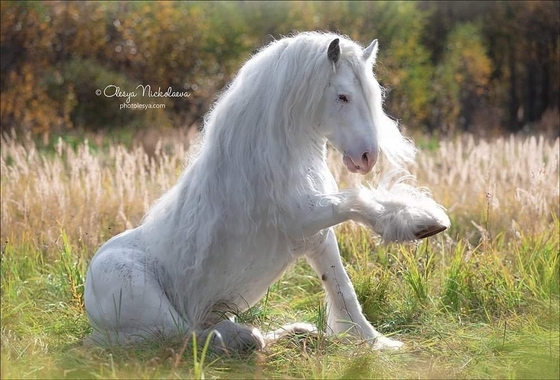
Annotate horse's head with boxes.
[320,38,382,175]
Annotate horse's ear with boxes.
[327,38,340,64]
[362,39,378,64]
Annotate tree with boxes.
[431,23,492,135]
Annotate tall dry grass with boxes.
[1,136,190,255]
[1,133,558,257]
[418,135,559,244]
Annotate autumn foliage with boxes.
[1,1,558,138]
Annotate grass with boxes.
[1,132,559,379]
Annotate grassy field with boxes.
[1,132,559,379]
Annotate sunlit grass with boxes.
[1,133,559,378]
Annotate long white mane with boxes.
[140,31,416,322]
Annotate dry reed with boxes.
[1,134,558,258]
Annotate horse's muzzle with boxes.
[343,150,378,175]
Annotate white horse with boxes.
[84,32,450,352]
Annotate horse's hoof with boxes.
[202,321,265,355]
[264,322,318,343]
[370,335,404,350]
[415,224,447,239]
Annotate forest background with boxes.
[1,1,559,144]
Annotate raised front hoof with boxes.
[370,335,404,351]
[364,183,451,242]
[414,223,448,239]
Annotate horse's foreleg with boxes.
[292,188,449,242]
[305,229,403,350]
[341,187,450,242]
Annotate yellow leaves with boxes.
[1,61,61,135]
[2,2,556,137]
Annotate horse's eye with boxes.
[338,94,349,103]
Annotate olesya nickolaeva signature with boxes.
[96,84,191,103]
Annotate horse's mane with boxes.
[139,31,416,321]
[202,31,415,169]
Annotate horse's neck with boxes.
[201,123,326,177]
[185,134,330,208]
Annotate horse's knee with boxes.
[200,320,265,354]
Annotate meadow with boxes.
[1,132,559,379]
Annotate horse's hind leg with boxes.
[198,320,266,354]
[263,322,318,342]
[197,320,318,354]
[84,246,187,346]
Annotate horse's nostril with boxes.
[362,152,370,165]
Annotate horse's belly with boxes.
[201,234,296,312]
